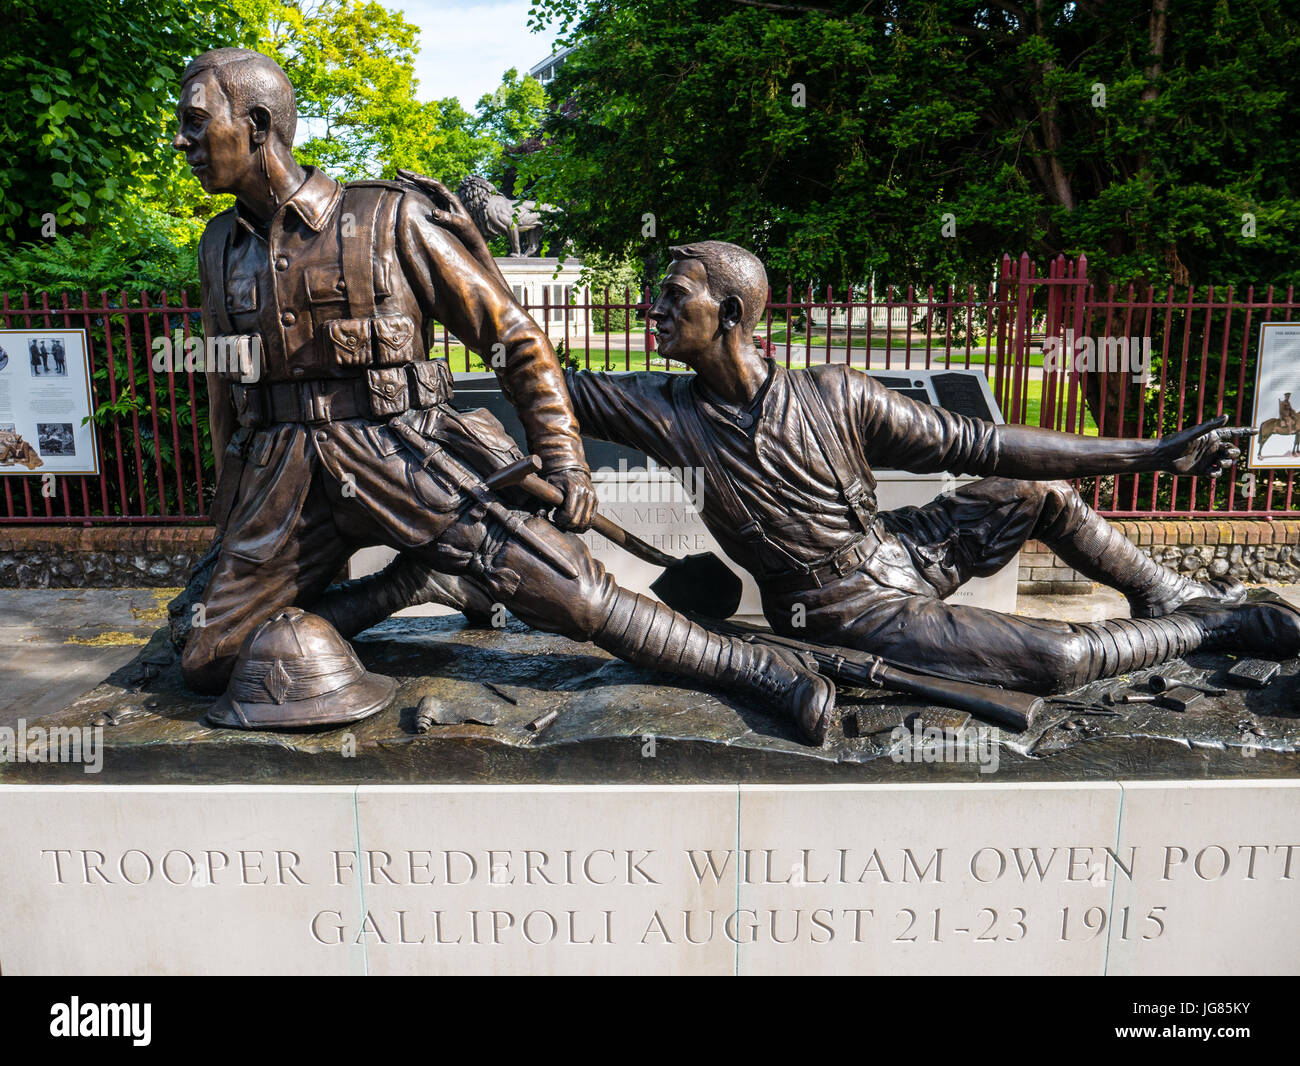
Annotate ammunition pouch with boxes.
[323,319,372,367]
[317,312,418,370]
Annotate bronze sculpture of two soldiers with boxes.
[175,48,1300,744]
[173,48,832,738]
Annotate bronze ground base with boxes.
[5,616,1299,784]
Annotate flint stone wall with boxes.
[0,527,215,589]
[1020,519,1300,594]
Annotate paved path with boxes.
[0,588,174,730]
[0,583,1296,729]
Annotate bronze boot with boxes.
[313,552,496,637]
[1038,487,1245,618]
[590,593,835,744]
[1065,594,1300,688]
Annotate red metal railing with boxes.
[2,260,1296,523]
[0,288,210,525]
[993,253,1298,517]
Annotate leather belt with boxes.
[231,363,452,428]
[761,525,884,594]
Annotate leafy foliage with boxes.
[0,198,205,295]
[0,0,548,294]
[524,0,1300,291]
[475,67,550,189]
[0,0,242,242]
[258,0,487,183]
[571,251,643,330]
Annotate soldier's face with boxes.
[649,260,723,367]
[173,72,250,195]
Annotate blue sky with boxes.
[397,0,563,109]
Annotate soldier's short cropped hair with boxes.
[668,241,767,338]
[181,48,297,147]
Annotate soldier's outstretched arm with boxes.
[562,368,686,470]
[395,192,597,530]
[990,417,1253,480]
[852,370,1249,481]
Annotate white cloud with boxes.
[397,0,562,108]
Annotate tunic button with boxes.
[336,280,347,294]
[275,257,289,271]
[315,431,328,443]
[281,311,296,327]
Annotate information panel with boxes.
[0,329,99,476]
[1248,322,1300,470]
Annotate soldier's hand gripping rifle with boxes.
[715,622,1044,732]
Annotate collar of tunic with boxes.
[231,166,343,244]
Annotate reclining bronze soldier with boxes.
[415,204,1300,711]
[172,49,834,738]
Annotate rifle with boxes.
[716,621,1044,732]
[387,419,580,579]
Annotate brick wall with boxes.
[1019,520,1300,595]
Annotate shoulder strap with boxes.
[340,185,383,319]
[787,368,876,533]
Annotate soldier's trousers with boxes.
[182,426,626,693]
[762,476,1219,693]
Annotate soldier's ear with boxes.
[249,104,272,146]
[719,295,744,332]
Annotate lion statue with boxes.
[455,175,550,257]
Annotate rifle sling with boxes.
[671,375,809,576]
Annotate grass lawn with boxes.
[1019,379,1100,435]
[762,325,1051,366]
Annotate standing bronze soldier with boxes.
[173,49,832,737]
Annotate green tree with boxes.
[0,0,242,242]
[474,68,549,187]
[524,0,1300,291]
[259,0,489,184]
